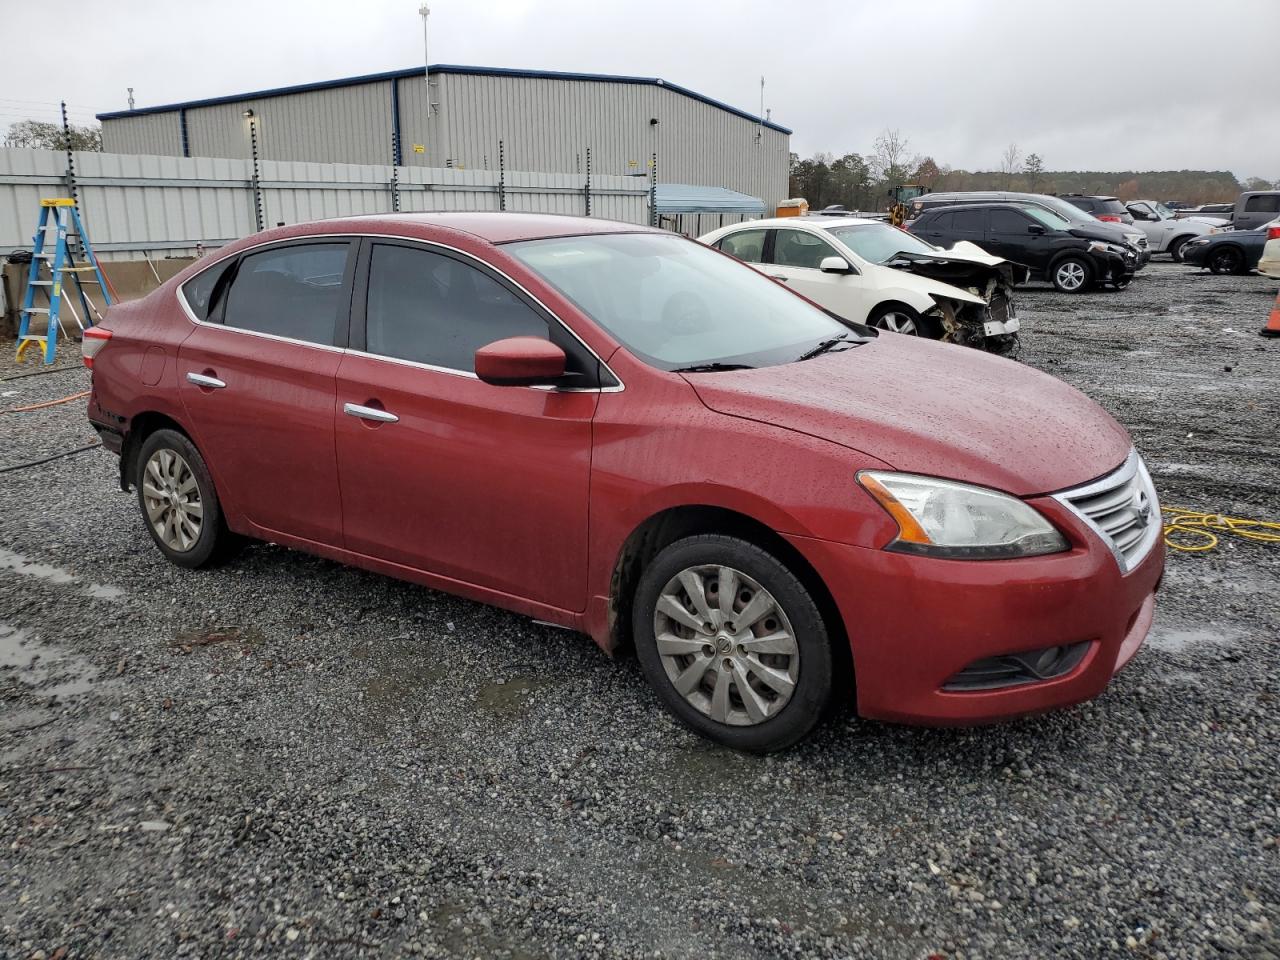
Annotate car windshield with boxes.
[506,233,862,371]
[1153,202,1175,220]
[1034,195,1093,223]
[1021,206,1073,230]
[826,223,938,263]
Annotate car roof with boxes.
[722,215,882,229]
[319,211,661,244]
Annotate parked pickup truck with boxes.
[1125,200,1223,261]
[1175,191,1280,231]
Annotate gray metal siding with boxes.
[100,73,789,212]
[183,83,395,165]
[100,113,183,157]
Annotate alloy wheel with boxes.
[142,448,203,552]
[873,311,919,335]
[1056,261,1086,291]
[652,564,799,726]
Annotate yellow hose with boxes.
[1162,507,1280,554]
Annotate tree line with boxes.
[789,131,1276,211]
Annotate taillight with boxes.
[1268,226,1280,241]
[1097,215,1122,222]
[82,327,112,368]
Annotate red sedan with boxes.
[84,213,1164,751]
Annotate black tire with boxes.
[1112,276,1132,290]
[866,303,941,339]
[1050,256,1093,294]
[1208,246,1245,275]
[135,428,240,569]
[632,534,834,753]
[1167,235,1191,262]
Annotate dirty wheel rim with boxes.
[1056,261,1086,290]
[142,448,203,552]
[653,564,799,727]
[874,311,918,335]
[1211,249,1239,273]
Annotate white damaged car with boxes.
[699,216,1028,355]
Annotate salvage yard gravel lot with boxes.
[2,261,1278,959]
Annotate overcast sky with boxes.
[4,0,1277,179]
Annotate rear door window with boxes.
[362,243,549,373]
[1244,194,1280,213]
[221,242,352,345]
[950,208,987,237]
[717,229,768,264]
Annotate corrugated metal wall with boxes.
[0,148,650,259]
[100,71,790,213]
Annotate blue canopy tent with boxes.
[652,184,766,237]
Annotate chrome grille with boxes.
[1053,449,1160,574]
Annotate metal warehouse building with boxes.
[97,64,791,217]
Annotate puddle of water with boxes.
[84,583,125,600]
[0,622,99,699]
[0,548,76,585]
[0,623,37,669]
[0,549,123,601]
[475,677,550,717]
[1147,624,1243,653]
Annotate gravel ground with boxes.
[1,261,1278,960]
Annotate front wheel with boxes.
[1208,246,1245,275]
[866,304,940,339]
[1167,236,1190,262]
[1051,257,1093,293]
[632,535,834,753]
[136,429,239,569]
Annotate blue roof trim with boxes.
[96,63,792,134]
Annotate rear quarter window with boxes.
[181,257,235,321]
[1245,194,1280,213]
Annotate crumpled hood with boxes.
[686,334,1131,497]
[885,240,1030,288]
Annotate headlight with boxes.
[858,472,1069,559]
[1087,240,1127,255]
[1186,237,1210,247]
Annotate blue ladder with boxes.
[15,199,113,365]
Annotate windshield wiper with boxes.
[794,333,853,362]
[671,362,756,373]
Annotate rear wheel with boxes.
[136,429,239,569]
[632,535,834,753]
[1051,257,1092,293]
[1208,246,1245,275]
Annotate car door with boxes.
[765,227,874,322]
[1126,203,1163,247]
[913,209,955,247]
[987,208,1048,271]
[333,239,598,612]
[947,207,988,251]
[177,239,354,546]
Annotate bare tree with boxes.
[3,119,102,151]
[1000,142,1021,188]
[870,129,919,186]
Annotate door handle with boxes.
[344,402,399,424]
[768,275,790,282]
[186,372,226,389]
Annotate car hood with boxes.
[882,240,1031,288]
[685,334,1132,497]
[1067,224,1129,245]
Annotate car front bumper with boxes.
[785,497,1164,725]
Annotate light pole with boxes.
[419,4,431,164]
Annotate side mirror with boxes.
[819,256,855,274]
[1027,224,1046,235]
[475,337,567,387]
